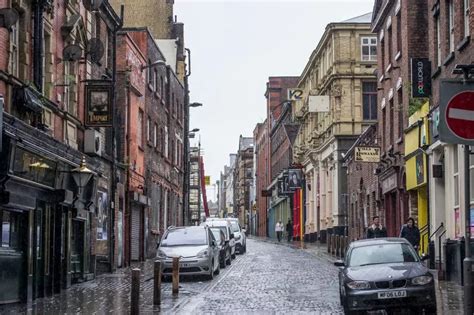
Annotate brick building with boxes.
[254,121,269,236]
[343,125,379,240]
[0,0,121,304]
[426,0,474,282]
[371,0,429,237]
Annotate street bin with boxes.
[445,239,463,285]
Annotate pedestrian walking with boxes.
[275,221,283,242]
[286,219,293,242]
[367,216,387,238]
[399,217,420,250]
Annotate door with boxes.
[71,220,84,282]
[117,211,123,267]
[33,204,44,299]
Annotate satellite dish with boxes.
[83,0,103,11]
[63,44,83,62]
[87,38,105,64]
[0,8,20,30]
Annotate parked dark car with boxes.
[210,227,231,268]
[335,238,436,314]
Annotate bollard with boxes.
[327,234,331,253]
[331,235,335,256]
[153,260,162,305]
[131,268,141,315]
[172,257,180,295]
[336,235,340,257]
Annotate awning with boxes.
[13,86,44,113]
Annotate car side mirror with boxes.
[334,260,345,267]
[420,253,430,261]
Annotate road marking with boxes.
[448,108,474,122]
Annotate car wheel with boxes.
[220,257,226,268]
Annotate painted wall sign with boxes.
[287,88,303,101]
[411,58,431,98]
[354,146,381,163]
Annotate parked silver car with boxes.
[202,220,236,258]
[156,226,220,280]
[206,217,246,254]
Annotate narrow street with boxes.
[0,238,342,314]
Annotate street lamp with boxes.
[141,59,166,71]
[189,102,203,108]
[190,128,200,133]
[71,156,94,196]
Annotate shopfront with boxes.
[0,113,97,304]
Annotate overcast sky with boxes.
[174,0,374,200]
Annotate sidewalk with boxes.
[252,236,465,314]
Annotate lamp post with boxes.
[141,59,166,71]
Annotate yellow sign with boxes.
[355,147,380,163]
[204,176,211,185]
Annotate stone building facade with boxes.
[294,13,377,242]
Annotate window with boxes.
[465,0,471,38]
[396,11,402,54]
[160,77,164,97]
[154,70,158,92]
[453,145,459,208]
[12,147,57,187]
[164,126,169,158]
[9,20,19,77]
[387,24,392,66]
[448,0,455,53]
[1,211,20,249]
[147,116,151,142]
[380,37,385,72]
[138,109,144,147]
[361,37,377,62]
[435,13,442,67]
[362,82,377,120]
[154,123,158,148]
[64,62,78,116]
[398,89,404,139]
[148,59,153,87]
[389,99,394,145]
[65,121,77,149]
[43,108,54,133]
[382,107,387,149]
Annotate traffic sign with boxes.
[439,80,474,145]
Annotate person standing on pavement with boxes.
[275,221,283,242]
[399,217,420,250]
[286,219,293,242]
[367,216,387,238]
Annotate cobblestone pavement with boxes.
[0,237,465,314]
[0,238,343,314]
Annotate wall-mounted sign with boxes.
[85,82,113,127]
[411,58,431,98]
[287,88,303,101]
[308,95,330,112]
[354,146,380,163]
[288,168,302,190]
[204,176,211,186]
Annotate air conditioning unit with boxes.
[84,129,102,156]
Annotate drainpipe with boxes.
[33,0,44,91]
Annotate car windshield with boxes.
[210,228,222,242]
[230,222,240,232]
[348,243,419,267]
[161,228,207,247]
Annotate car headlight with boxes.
[412,275,433,285]
[235,234,241,240]
[196,249,209,258]
[346,281,371,290]
[157,249,168,258]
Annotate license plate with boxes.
[179,263,190,268]
[377,290,407,299]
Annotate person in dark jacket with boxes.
[286,219,293,242]
[367,216,387,238]
[399,217,420,250]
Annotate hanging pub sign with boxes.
[355,146,381,163]
[288,168,303,191]
[85,82,113,127]
[410,58,431,98]
[277,172,291,197]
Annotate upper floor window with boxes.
[164,127,169,158]
[9,20,19,77]
[154,70,158,93]
[448,0,455,53]
[64,62,78,117]
[154,123,158,148]
[361,37,377,62]
[138,109,144,148]
[362,82,377,120]
[435,12,442,67]
[148,60,153,87]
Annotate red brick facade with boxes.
[254,121,269,236]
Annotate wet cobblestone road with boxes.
[0,237,464,314]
